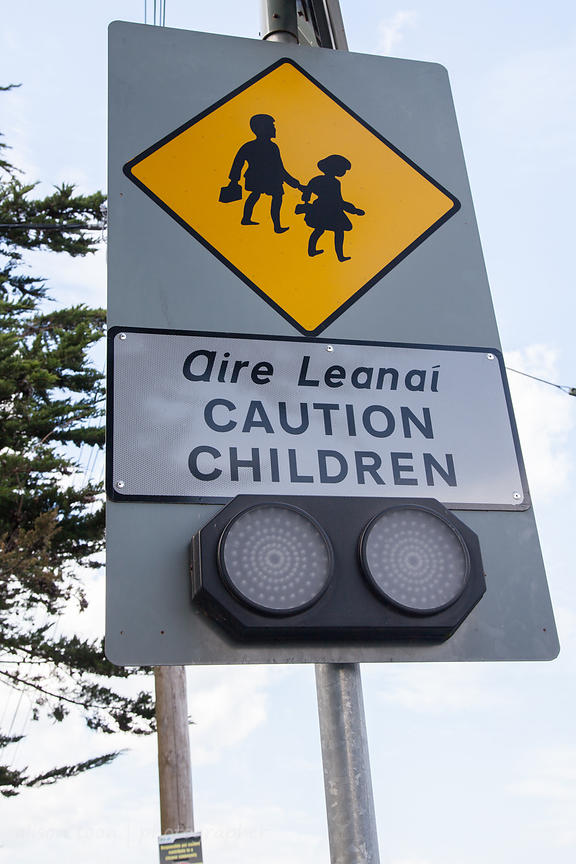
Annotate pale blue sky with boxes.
[1,3,576,863]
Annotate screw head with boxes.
[119,332,127,341]
[326,345,334,352]
[513,492,522,501]
[486,353,495,360]
[115,480,125,489]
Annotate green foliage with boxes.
[0,739,122,797]
[0,97,155,798]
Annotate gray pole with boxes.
[257,3,381,861]
[260,0,298,43]
[154,666,195,834]
[321,0,348,49]
[315,664,380,864]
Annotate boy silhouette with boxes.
[225,114,301,233]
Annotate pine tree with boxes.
[0,87,155,796]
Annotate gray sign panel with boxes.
[108,329,527,509]
[106,22,558,664]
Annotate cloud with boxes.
[505,345,574,502]
[368,663,512,713]
[508,748,576,798]
[3,661,274,779]
[200,802,326,864]
[506,748,576,847]
[1,731,159,864]
[555,603,576,647]
[391,860,434,864]
[27,244,107,311]
[1,666,322,864]
[378,10,418,55]
[477,39,576,162]
[186,666,276,763]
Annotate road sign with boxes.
[106,22,558,665]
[123,59,459,335]
[107,328,527,509]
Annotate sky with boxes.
[1,1,576,863]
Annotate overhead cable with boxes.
[506,366,576,396]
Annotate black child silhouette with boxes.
[224,114,301,233]
[297,155,365,261]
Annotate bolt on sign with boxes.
[106,23,558,665]
[124,58,459,335]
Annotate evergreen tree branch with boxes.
[1,98,156,795]
[1,752,124,798]
[0,669,115,711]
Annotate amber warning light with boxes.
[190,495,486,642]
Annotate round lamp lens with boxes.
[219,504,332,614]
[361,506,469,613]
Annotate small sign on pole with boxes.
[158,832,203,864]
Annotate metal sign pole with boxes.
[307,3,382,858]
[315,664,380,864]
[258,3,381,861]
[260,0,298,42]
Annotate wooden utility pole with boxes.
[154,666,194,834]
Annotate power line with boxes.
[145,0,167,26]
[0,222,103,231]
[506,366,576,396]
[4,228,575,397]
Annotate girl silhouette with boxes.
[297,155,364,261]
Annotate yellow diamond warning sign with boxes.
[124,59,459,335]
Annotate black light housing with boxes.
[190,495,485,642]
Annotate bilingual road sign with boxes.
[106,22,558,665]
[123,59,459,335]
[107,329,527,509]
